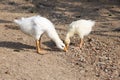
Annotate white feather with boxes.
[65,19,95,44]
[14,15,65,50]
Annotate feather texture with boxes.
[65,19,95,48]
[14,15,66,51]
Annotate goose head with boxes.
[56,41,67,52]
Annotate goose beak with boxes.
[64,46,68,52]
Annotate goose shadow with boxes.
[42,40,63,51]
[4,24,19,30]
[0,19,12,23]
[0,41,35,51]
[91,29,120,38]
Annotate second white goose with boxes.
[65,19,95,50]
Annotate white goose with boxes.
[14,15,67,54]
[65,19,95,50]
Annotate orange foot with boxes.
[37,49,47,55]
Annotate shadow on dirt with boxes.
[2,0,119,24]
[0,19,12,23]
[42,40,62,51]
[31,0,120,24]
[112,28,120,32]
[4,24,19,30]
[92,31,120,38]
[91,29,120,38]
[0,0,34,13]
[0,41,35,51]
[0,41,62,52]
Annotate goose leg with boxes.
[36,34,46,54]
[66,43,69,50]
[39,36,42,49]
[79,38,83,48]
[36,40,41,54]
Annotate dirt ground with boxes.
[0,0,120,80]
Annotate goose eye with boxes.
[62,45,64,48]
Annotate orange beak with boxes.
[64,46,68,52]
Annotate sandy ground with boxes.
[0,0,120,80]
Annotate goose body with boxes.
[14,15,67,54]
[65,19,95,49]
